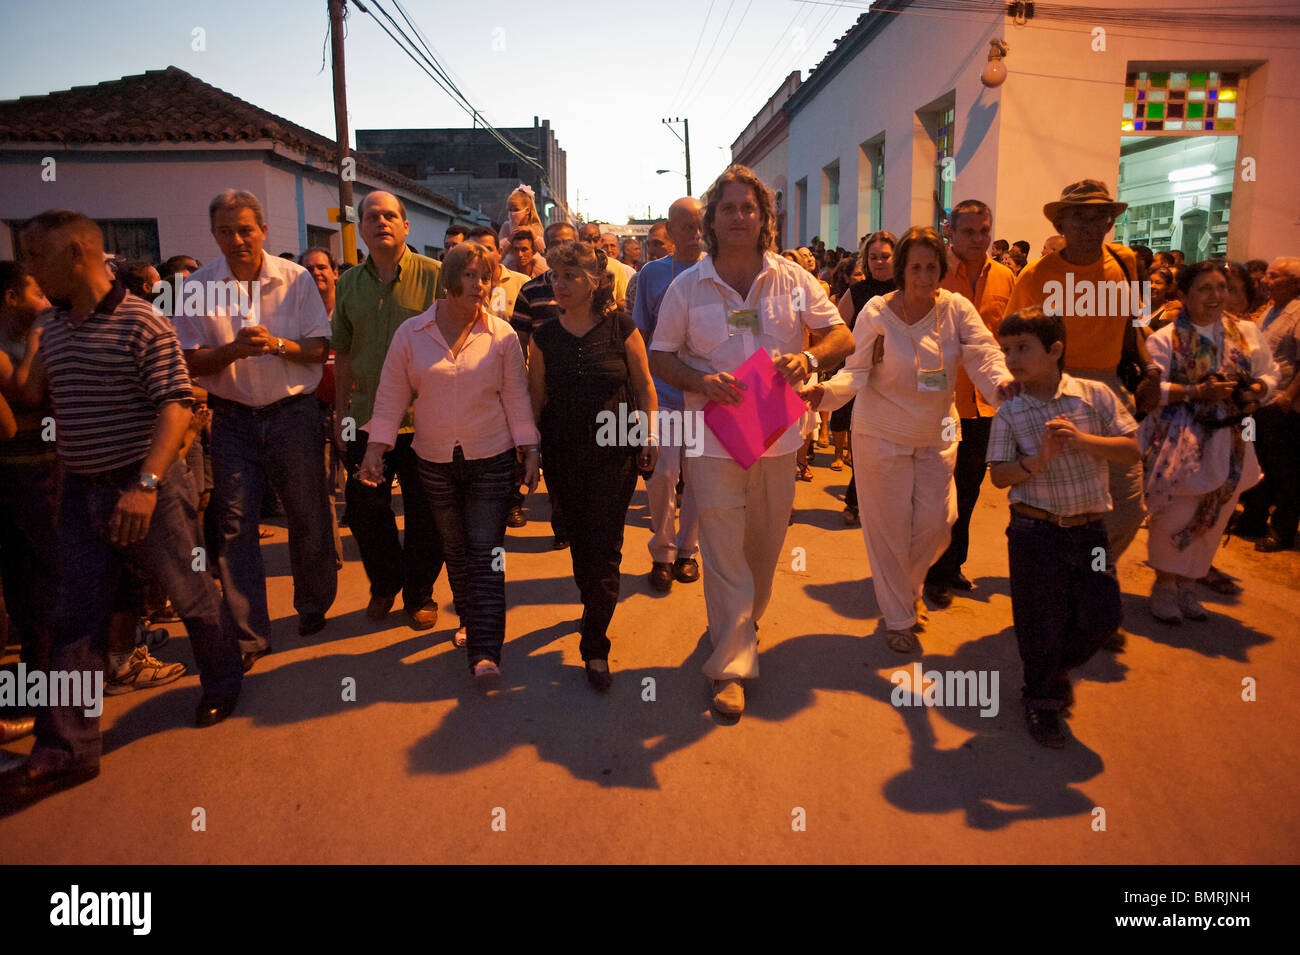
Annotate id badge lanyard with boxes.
[911,313,949,392]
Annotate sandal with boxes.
[797,464,813,481]
[886,628,919,653]
[1200,565,1242,595]
[830,458,844,471]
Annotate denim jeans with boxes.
[417,447,515,667]
[31,459,242,770]
[1006,513,1121,709]
[0,461,59,673]
[344,430,444,611]
[210,394,337,650]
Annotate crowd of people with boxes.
[0,163,1297,816]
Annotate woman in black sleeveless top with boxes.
[528,242,658,690]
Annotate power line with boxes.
[681,0,757,112]
[667,0,718,115]
[670,0,737,115]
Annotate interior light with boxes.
[1168,164,1216,183]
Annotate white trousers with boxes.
[646,441,700,563]
[853,434,959,631]
[687,452,796,681]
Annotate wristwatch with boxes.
[803,350,820,372]
[275,337,287,356]
[136,472,161,493]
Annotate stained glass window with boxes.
[1123,69,1241,133]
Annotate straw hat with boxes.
[1043,179,1127,223]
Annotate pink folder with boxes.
[703,348,808,469]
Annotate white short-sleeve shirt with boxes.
[650,251,844,458]
[174,253,331,407]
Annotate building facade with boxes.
[356,119,568,227]
[754,0,1298,260]
[0,67,480,264]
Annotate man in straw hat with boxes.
[1005,180,1154,647]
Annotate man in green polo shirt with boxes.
[332,191,445,629]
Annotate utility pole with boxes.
[661,117,693,196]
[329,0,358,264]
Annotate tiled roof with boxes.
[0,65,458,211]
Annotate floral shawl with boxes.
[1140,313,1253,549]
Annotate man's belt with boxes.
[208,392,313,417]
[1011,502,1107,527]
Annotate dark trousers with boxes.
[547,450,638,661]
[927,416,992,584]
[344,430,444,610]
[32,460,242,770]
[1007,513,1121,709]
[418,447,515,667]
[210,394,337,650]
[1238,403,1300,545]
[0,462,59,674]
[508,456,568,539]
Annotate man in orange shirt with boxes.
[924,199,1016,608]
[1005,180,1147,579]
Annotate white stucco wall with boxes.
[0,146,452,263]
[784,1,1300,260]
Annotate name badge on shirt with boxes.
[727,308,759,333]
[917,367,949,392]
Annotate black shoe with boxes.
[1101,628,1128,652]
[0,710,36,744]
[506,506,527,528]
[948,572,974,592]
[1256,533,1291,553]
[923,582,953,609]
[298,612,327,636]
[552,536,570,550]
[0,760,100,817]
[195,692,239,728]
[242,646,271,673]
[649,561,674,593]
[672,557,700,583]
[1024,704,1070,748]
[585,659,612,691]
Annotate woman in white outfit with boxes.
[804,227,1014,652]
[1141,260,1277,623]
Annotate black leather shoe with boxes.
[552,536,569,550]
[672,557,701,583]
[649,561,674,593]
[923,582,953,609]
[1256,533,1291,553]
[242,646,271,673]
[0,709,36,744]
[948,572,974,592]
[1024,704,1070,748]
[195,692,239,728]
[506,506,527,528]
[585,659,612,691]
[0,760,99,817]
[298,612,327,636]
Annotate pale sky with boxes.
[0,0,865,223]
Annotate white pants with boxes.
[854,434,959,631]
[646,441,700,563]
[687,452,796,681]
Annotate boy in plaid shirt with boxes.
[986,308,1140,747]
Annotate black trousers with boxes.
[344,431,444,610]
[1007,513,1121,708]
[927,416,992,584]
[1238,403,1300,545]
[546,449,638,661]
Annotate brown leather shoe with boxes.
[366,593,397,621]
[407,600,439,630]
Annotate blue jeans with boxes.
[1006,513,1121,709]
[417,447,515,667]
[32,460,242,770]
[0,461,59,673]
[210,394,337,650]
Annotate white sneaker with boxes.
[1150,581,1182,624]
[106,645,187,695]
[1177,579,1208,621]
[712,679,744,716]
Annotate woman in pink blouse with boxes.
[359,242,539,684]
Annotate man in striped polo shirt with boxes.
[0,211,243,816]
